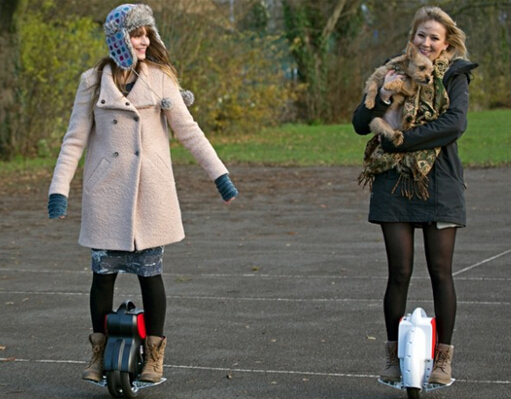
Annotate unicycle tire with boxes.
[407,387,421,399]
[106,371,124,398]
[120,372,139,399]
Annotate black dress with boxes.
[352,59,478,226]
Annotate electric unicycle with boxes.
[379,308,454,398]
[87,300,166,398]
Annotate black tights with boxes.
[381,222,457,344]
[90,273,167,337]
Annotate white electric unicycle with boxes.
[379,307,454,398]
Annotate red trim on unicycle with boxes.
[430,318,437,358]
[137,314,147,339]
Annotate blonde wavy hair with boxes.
[409,6,468,61]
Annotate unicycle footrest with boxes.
[132,378,167,389]
[424,379,455,391]
[85,376,167,390]
[85,377,108,388]
[378,378,455,392]
[378,378,405,390]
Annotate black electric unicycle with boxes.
[87,300,166,398]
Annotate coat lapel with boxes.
[127,63,158,108]
[96,63,158,111]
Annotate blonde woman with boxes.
[48,4,237,383]
[353,6,478,384]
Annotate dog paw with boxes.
[393,131,404,146]
[364,98,375,109]
[383,80,402,92]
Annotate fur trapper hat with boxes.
[104,4,165,70]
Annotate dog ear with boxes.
[406,41,417,58]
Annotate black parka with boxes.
[352,59,478,226]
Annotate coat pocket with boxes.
[84,158,111,194]
[146,154,172,180]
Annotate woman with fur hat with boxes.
[48,3,238,383]
[352,6,478,385]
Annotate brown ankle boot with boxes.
[380,341,401,382]
[140,336,167,382]
[429,343,454,384]
[82,333,106,382]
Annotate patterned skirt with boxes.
[91,246,164,277]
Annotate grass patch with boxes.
[459,109,511,166]
[1,109,509,185]
[170,123,367,166]
[170,109,511,167]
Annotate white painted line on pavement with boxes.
[0,290,509,305]
[453,249,511,276]
[1,268,511,281]
[170,364,511,385]
[1,357,510,385]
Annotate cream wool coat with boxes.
[49,63,228,251]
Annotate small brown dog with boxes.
[363,42,434,145]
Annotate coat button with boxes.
[101,99,105,104]
[125,102,130,106]
[135,151,140,156]
[113,152,119,157]
[134,116,139,122]
[113,119,118,124]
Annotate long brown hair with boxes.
[409,6,468,61]
[92,26,179,106]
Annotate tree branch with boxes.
[322,0,348,42]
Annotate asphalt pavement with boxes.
[1,166,510,399]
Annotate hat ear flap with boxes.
[122,30,136,69]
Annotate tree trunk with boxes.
[0,0,20,159]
